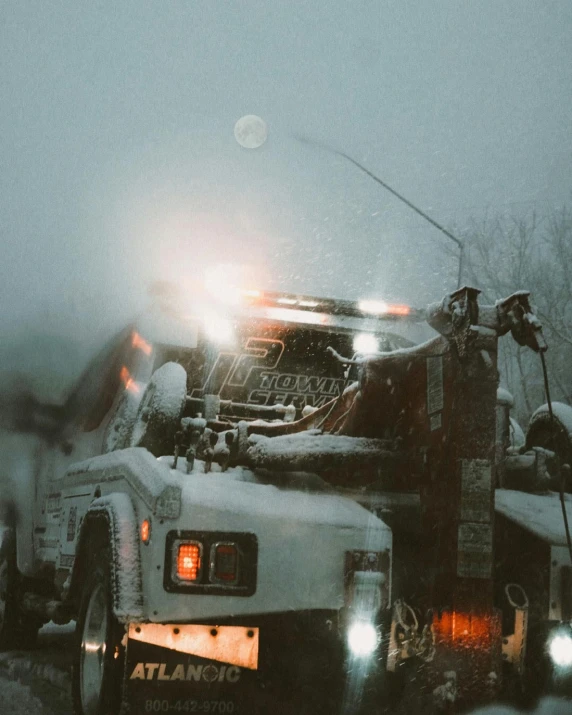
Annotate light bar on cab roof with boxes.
[359,300,411,317]
[240,290,420,321]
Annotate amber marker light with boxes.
[176,543,202,582]
[242,289,262,299]
[387,304,411,316]
[140,519,151,544]
[119,366,140,394]
[131,331,153,356]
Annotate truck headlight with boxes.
[548,630,572,668]
[347,620,379,657]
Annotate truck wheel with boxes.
[526,402,572,471]
[130,361,187,456]
[72,543,124,715]
[0,533,40,650]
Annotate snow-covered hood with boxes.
[178,469,386,531]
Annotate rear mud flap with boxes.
[125,637,257,714]
[123,622,348,715]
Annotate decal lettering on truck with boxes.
[248,371,345,409]
[190,338,285,398]
[129,663,241,683]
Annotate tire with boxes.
[0,532,41,650]
[526,402,572,470]
[130,362,187,456]
[72,539,125,715]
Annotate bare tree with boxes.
[459,205,572,424]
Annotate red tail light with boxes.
[211,543,239,584]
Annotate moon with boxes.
[234,115,268,149]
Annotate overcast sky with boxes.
[1,1,571,369]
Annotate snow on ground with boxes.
[0,673,45,714]
[472,697,572,714]
[0,621,73,714]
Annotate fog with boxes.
[1,1,571,399]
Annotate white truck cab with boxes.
[0,288,423,715]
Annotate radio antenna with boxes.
[294,134,464,287]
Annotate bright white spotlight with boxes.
[353,333,379,354]
[347,621,378,657]
[548,633,572,668]
[204,265,243,305]
[202,315,235,345]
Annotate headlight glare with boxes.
[347,620,379,657]
[548,632,572,668]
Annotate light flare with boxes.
[120,366,140,394]
[131,331,153,356]
[549,633,572,668]
[347,621,379,657]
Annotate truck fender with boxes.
[70,492,144,622]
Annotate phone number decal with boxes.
[145,700,235,713]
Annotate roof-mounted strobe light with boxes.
[359,300,411,317]
[203,264,265,307]
[202,315,236,346]
[359,300,389,315]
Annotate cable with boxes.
[540,350,572,565]
[293,134,465,287]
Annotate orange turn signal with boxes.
[140,519,151,544]
[177,543,202,582]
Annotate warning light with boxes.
[358,300,411,317]
[359,300,389,314]
[176,543,202,582]
[211,543,239,584]
[242,289,262,299]
[119,366,140,394]
[132,331,153,356]
[140,519,151,544]
[387,304,411,316]
[202,315,236,345]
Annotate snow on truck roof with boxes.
[495,489,572,547]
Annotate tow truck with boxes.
[0,283,428,715]
[1,280,571,714]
